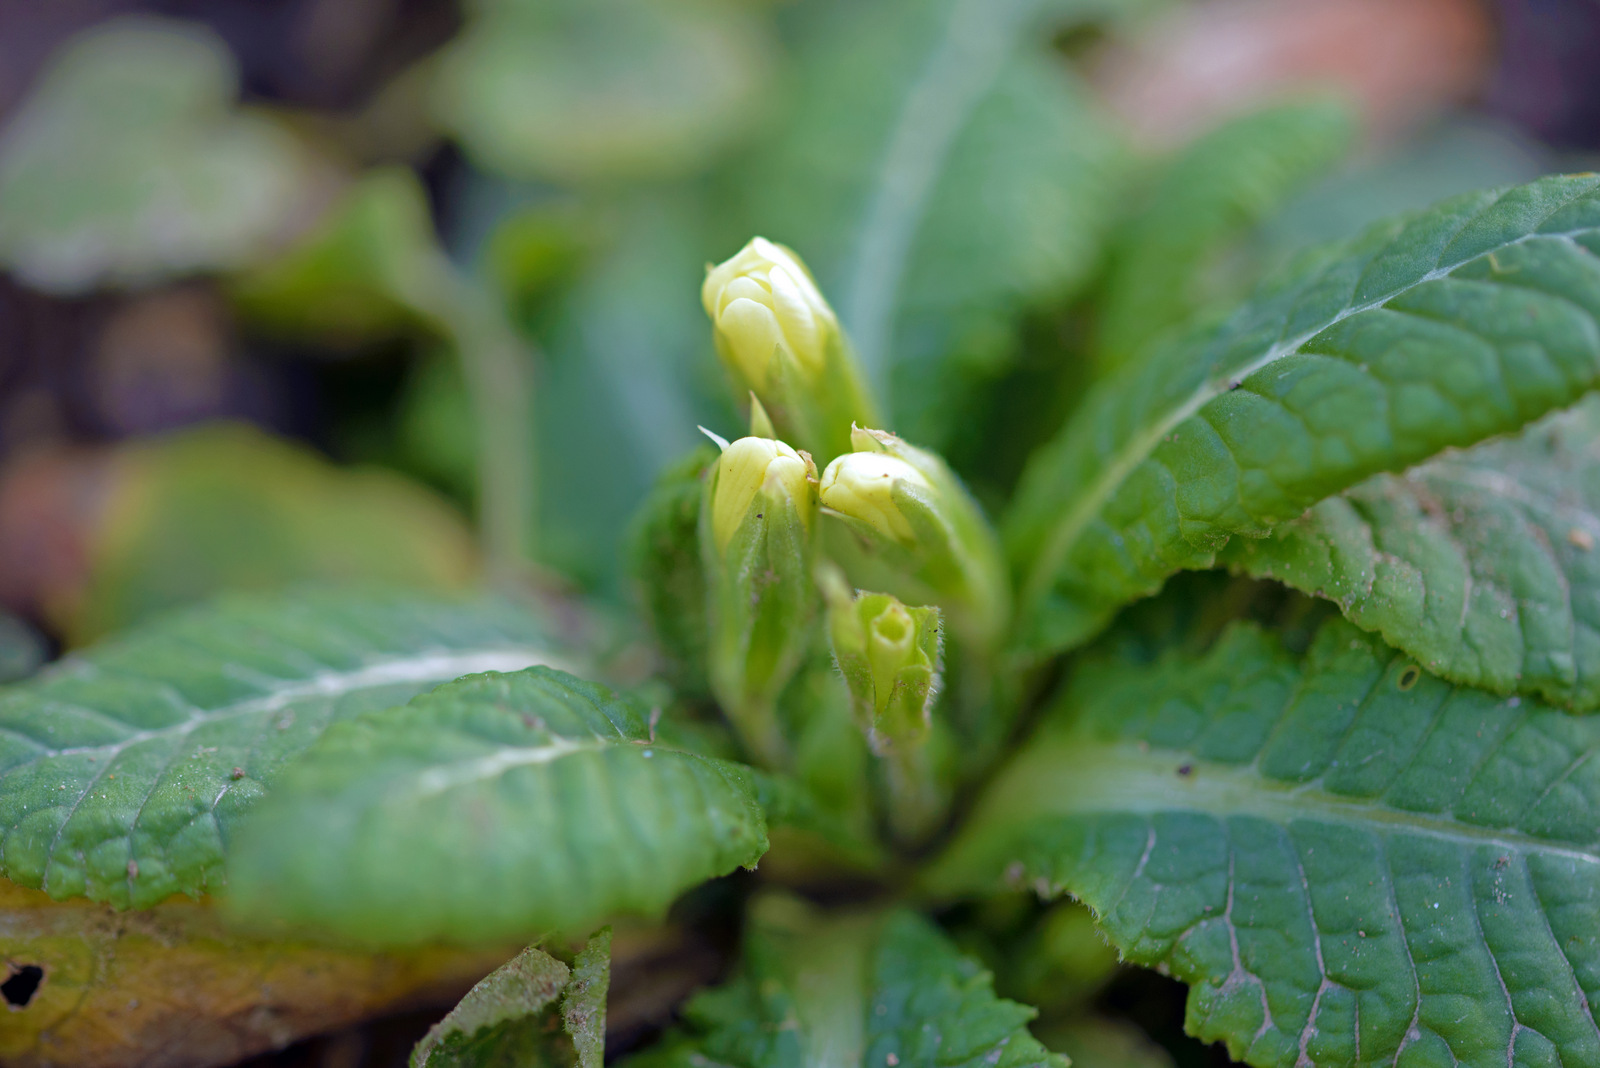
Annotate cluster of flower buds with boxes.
[692,238,1007,840]
[700,420,819,765]
[702,238,877,462]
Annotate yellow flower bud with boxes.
[710,436,814,554]
[702,237,836,390]
[865,599,917,718]
[818,452,929,543]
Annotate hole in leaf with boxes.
[3,965,44,1009]
[1397,665,1422,691]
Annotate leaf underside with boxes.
[1008,174,1600,657]
[631,894,1063,1068]
[225,667,769,946]
[1223,393,1600,713]
[934,618,1600,1068]
[0,590,560,908]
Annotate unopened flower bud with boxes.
[818,426,1009,651]
[701,431,819,766]
[702,238,878,462]
[818,452,930,544]
[824,579,942,753]
[710,436,813,554]
[703,237,834,390]
[820,566,949,843]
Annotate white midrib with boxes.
[1017,225,1599,621]
[840,0,1030,396]
[410,736,606,799]
[995,738,1600,867]
[46,647,563,760]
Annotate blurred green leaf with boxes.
[1035,1016,1174,1068]
[0,613,46,684]
[0,16,319,295]
[731,0,1136,449]
[234,167,536,576]
[70,423,480,643]
[529,190,733,589]
[230,167,440,346]
[1001,901,1121,1015]
[226,667,769,945]
[1093,98,1356,372]
[431,0,774,183]
[0,589,562,909]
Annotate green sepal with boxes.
[745,330,881,466]
[701,453,819,766]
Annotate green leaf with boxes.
[732,0,1131,447]
[932,617,1600,1068]
[411,929,609,1068]
[630,894,1063,1068]
[1222,393,1600,713]
[66,422,483,644]
[430,0,773,183]
[1094,99,1356,371]
[230,167,441,347]
[0,590,561,909]
[1009,174,1600,656]
[1034,1016,1173,1068]
[531,189,730,590]
[627,446,716,697]
[0,16,317,295]
[412,944,573,1068]
[225,668,769,945]
[0,613,46,684]
[562,927,612,1068]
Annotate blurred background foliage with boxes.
[0,0,1593,1058]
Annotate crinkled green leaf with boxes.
[225,668,769,946]
[732,0,1132,448]
[1094,99,1356,371]
[0,16,316,295]
[630,894,1062,1068]
[430,0,772,183]
[1222,393,1600,713]
[411,929,609,1068]
[933,617,1600,1068]
[0,590,561,909]
[1009,174,1600,656]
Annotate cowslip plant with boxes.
[3,174,1600,1068]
